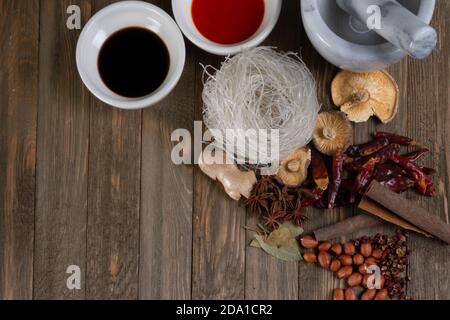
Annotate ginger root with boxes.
[198,149,257,201]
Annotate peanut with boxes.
[360,241,373,257]
[332,288,345,300]
[300,235,318,249]
[336,266,353,279]
[359,264,368,275]
[347,273,363,287]
[303,252,317,263]
[363,274,385,289]
[374,288,389,300]
[318,241,332,251]
[344,288,357,300]
[365,257,378,267]
[362,274,371,288]
[343,242,356,256]
[353,253,364,266]
[361,289,377,300]
[379,275,385,289]
[372,248,384,259]
[331,243,343,256]
[318,251,331,269]
[330,259,341,272]
[339,255,353,266]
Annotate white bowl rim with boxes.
[172,0,282,56]
[76,1,186,110]
[301,0,436,65]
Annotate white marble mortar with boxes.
[301,0,436,71]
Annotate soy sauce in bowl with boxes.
[98,27,170,98]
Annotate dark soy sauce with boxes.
[98,27,170,98]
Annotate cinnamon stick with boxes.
[359,196,432,238]
[313,214,383,242]
[361,181,450,244]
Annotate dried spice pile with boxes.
[300,230,410,300]
[246,131,436,229]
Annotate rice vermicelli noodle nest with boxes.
[202,47,320,165]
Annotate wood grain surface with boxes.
[0,0,449,300]
[0,0,39,300]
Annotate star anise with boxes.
[246,175,311,229]
[284,198,307,226]
[246,192,271,216]
[263,205,285,230]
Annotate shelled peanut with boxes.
[300,236,388,300]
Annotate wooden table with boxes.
[1,0,449,300]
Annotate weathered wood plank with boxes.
[296,0,343,299]
[192,49,246,299]
[245,0,301,300]
[0,0,39,300]
[139,0,194,300]
[402,0,450,299]
[34,0,91,299]
[85,0,141,299]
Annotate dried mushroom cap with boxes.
[331,70,399,123]
[313,112,352,156]
[198,149,257,201]
[277,147,311,186]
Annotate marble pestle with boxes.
[336,0,437,59]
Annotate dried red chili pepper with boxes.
[300,187,324,207]
[402,149,429,162]
[354,157,379,193]
[421,167,436,175]
[374,131,428,150]
[346,137,390,158]
[328,150,345,208]
[311,149,329,190]
[340,179,354,192]
[372,162,407,181]
[389,155,436,197]
[374,143,401,162]
[379,175,415,193]
[345,143,400,172]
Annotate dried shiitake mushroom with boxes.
[331,70,399,123]
[313,112,352,156]
[277,147,311,186]
[198,149,257,201]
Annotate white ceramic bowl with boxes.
[76,1,185,109]
[301,0,435,71]
[172,0,282,56]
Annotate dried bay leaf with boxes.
[253,234,301,262]
[249,239,261,248]
[280,221,303,238]
[250,222,303,262]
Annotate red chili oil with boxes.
[191,0,265,45]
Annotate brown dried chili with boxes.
[379,175,415,193]
[328,150,345,208]
[346,137,389,158]
[311,149,329,190]
[389,155,436,197]
[421,167,436,175]
[374,131,428,150]
[346,143,401,172]
[372,162,407,181]
[300,187,324,207]
[353,157,379,195]
[402,149,429,162]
